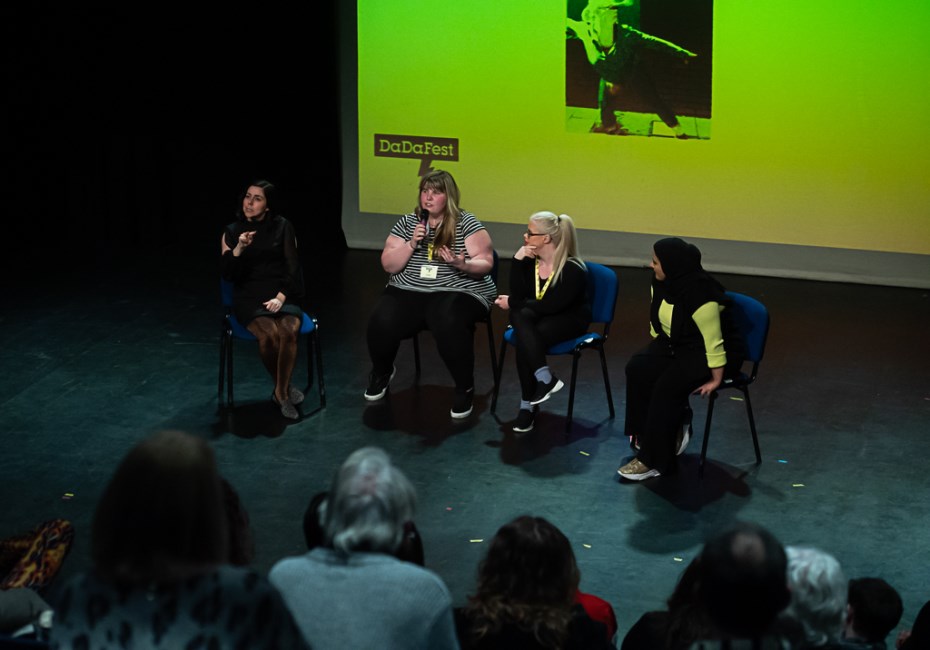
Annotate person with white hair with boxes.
[780,545,849,648]
[269,446,459,650]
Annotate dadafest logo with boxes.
[374,134,459,175]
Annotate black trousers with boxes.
[509,307,589,402]
[625,339,742,473]
[367,286,488,390]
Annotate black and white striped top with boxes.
[387,210,497,310]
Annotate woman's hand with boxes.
[409,221,427,249]
[437,245,468,270]
[263,297,284,313]
[495,295,510,310]
[514,244,537,261]
[692,367,724,397]
[237,230,257,249]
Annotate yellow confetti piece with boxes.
[673,557,683,562]
[469,539,484,543]
[792,483,805,488]
[579,451,590,456]
[729,396,744,401]
[582,544,592,549]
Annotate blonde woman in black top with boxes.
[495,212,591,433]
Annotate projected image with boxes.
[566,0,713,139]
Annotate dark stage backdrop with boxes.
[6,6,346,287]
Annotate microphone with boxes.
[415,208,429,249]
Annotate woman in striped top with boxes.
[364,170,497,419]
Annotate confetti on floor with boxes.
[469,539,483,543]
[792,483,805,488]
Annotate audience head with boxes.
[696,521,790,639]
[783,545,848,647]
[474,515,580,607]
[324,446,417,555]
[463,516,580,647]
[91,430,228,585]
[220,475,255,566]
[844,577,903,643]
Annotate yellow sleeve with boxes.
[693,302,727,367]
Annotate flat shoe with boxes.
[288,385,305,405]
[272,393,299,420]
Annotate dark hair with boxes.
[463,516,580,649]
[91,430,228,585]
[235,179,278,220]
[303,490,330,550]
[847,577,903,642]
[697,521,790,638]
[664,557,718,647]
[221,476,255,566]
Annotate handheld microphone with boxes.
[415,208,429,249]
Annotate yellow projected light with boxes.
[357,0,930,254]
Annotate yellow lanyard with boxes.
[535,258,552,300]
[427,243,434,261]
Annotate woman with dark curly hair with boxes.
[455,515,615,649]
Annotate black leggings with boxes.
[367,286,488,390]
[625,339,742,473]
[509,307,589,402]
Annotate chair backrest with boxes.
[491,249,499,284]
[585,262,619,326]
[726,291,770,364]
[220,278,234,308]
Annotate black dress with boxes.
[221,215,304,325]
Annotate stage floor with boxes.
[2,247,928,640]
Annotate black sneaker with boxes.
[364,366,396,401]
[529,377,564,405]
[512,409,535,433]
[450,387,474,419]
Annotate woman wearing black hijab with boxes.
[618,237,744,481]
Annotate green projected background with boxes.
[357,0,930,255]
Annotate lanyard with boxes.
[535,258,552,300]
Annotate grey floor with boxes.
[2,248,928,642]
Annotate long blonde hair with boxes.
[530,211,584,284]
[418,170,462,251]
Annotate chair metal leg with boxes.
[699,391,718,478]
[490,336,509,414]
[218,331,228,405]
[565,353,581,433]
[598,346,615,418]
[743,387,761,464]
[313,329,326,408]
[485,318,497,393]
[226,336,235,406]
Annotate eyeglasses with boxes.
[524,230,546,238]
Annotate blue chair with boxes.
[698,291,770,477]
[218,279,325,409]
[491,261,619,432]
[410,250,499,389]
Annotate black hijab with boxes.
[653,237,725,304]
